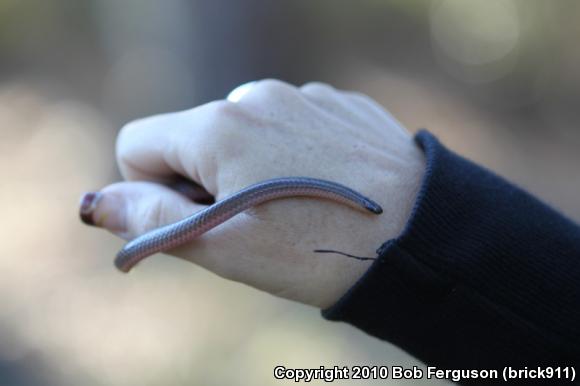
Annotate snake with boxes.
[113,177,383,272]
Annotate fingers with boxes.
[116,100,238,196]
[80,181,206,241]
[114,80,357,197]
[116,80,404,198]
[116,111,186,181]
[80,181,253,277]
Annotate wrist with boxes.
[318,134,426,309]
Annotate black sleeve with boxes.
[322,130,580,380]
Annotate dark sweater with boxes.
[323,130,580,384]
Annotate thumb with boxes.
[80,181,205,241]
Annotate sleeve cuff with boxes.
[322,130,580,369]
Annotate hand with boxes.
[80,80,425,309]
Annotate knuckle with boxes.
[300,81,335,95]
[115,119,146,172]
[116,114,171,162]
[205,99,243,124]
[116,119,140,152]
[252,78,297,97]
[207,99,238,117]
[195,100,238,136]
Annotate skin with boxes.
[86,79,425,309]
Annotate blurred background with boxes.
[0,0,579,385]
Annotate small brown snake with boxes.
[115,177,383,273]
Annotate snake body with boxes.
[115,177,382,272]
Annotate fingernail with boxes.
[80,191,127,233]
[79,192,103,226]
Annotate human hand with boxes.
[80,80,425,309]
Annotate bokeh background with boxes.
[1,0,579,385]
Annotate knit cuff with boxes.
[322,130,579,369]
